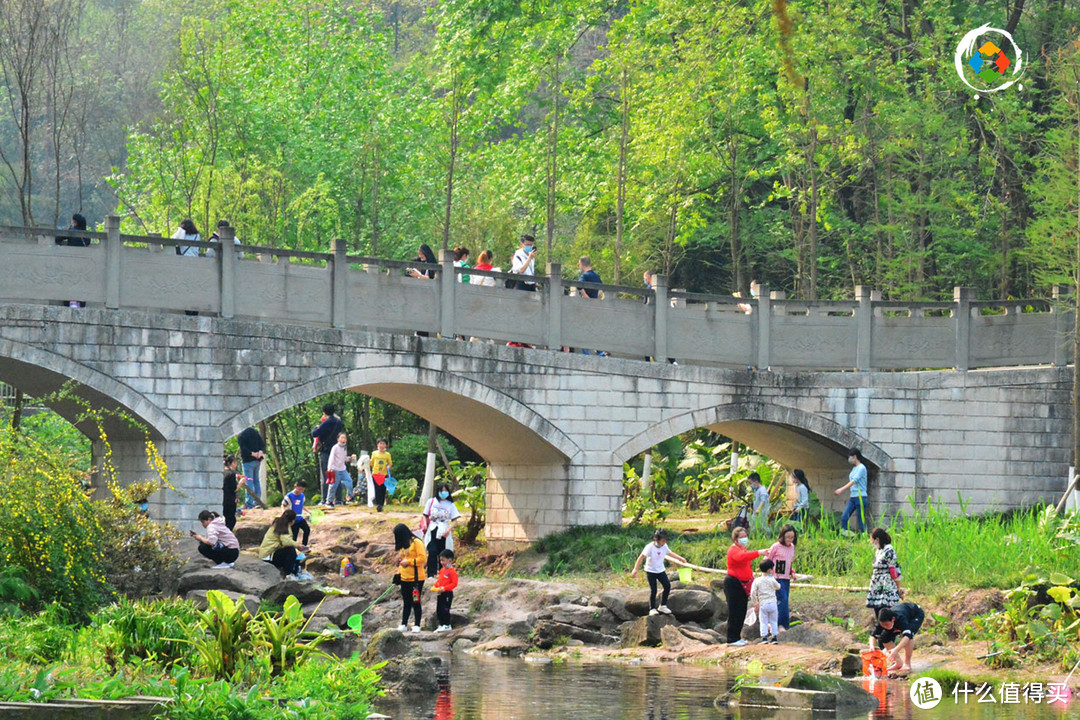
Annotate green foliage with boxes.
[390,433,459,485]
[178,590,256,681]
[251,595,331,677]
[84,597,201,667]
[0,604,75,663]
[440,461,487,545]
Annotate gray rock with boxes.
[783,623,830,647]
[390,657,440,696]
[306,596,368,627]
[184,588,260,616]
[666,590,717,622]
[624,589,656,617]
[473,636,529,657]
[232,524,266,547]
[533,603,614,631]
[677,625,724,645]
[262,580,327,606]
[177,561,278,597]
[840,653,863,677]
[532,619,618,648]
[600,590,635,621]
[506,620,533,638]
[362,628,412,664]
[660,625,707,652]
[778,672,879,712]
[620,615,679,647]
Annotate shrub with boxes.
[388,433,457,486]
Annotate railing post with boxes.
[653,273,668,362]
[953,286,975,371]
[546,262,562,350]
[331,239,348,329]
[219,225,235,319]
[755,284,771,369]
[439,248,455,338]
[855,285,877,371]
[1053,285,1073,367]
[105,214,121,309]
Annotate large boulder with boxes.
[184,589,260,617]
[362,628,412,665]
[665,590,718,622]
[262,580,327,606]
[779,672,879,713]
[382,657,441,696]
[473,635,529,657]
[232,524,266,548]
[620,614,678,647]
[660,625,708,653]
[306,596,369,627]
[624,589,660,617]
[600,590,635,622]
[532,620,619,648]
[530,603,617,632]
[177,558,280,597]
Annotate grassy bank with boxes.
[534,503,1080,592]
[0,594,379,719]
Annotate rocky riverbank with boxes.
[167,505,1074,693]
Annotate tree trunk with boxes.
[614,68,629,285]
[10,388,24,431]
[442,73,460,253]
[545,55,561,258]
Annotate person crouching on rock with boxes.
[630,528,688,616]
[190,510,241,569]
[393,523,427,633]
[261,509,310,580]
[871,602,924,678]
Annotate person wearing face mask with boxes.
[420,482,461,578]
[724,526,767,645]
[511,234,538,291]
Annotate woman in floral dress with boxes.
[866,527,903,612]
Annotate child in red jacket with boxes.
[433,549,458,632]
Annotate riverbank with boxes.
[213,503,1075,691]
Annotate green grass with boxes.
[533,503,1080,593]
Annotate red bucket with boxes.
[861,650,886,676]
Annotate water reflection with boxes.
[374,654,1080,720]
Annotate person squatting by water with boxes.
[432,549,458,632]
[394,523,427,632]
[630,528,687,616]
[190,510,240,568]
[261,509,311,580]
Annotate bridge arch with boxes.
[0,336,176,441]
[613,401,891,477]
[219,364,582,465]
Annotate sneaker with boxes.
[376,506,384,512]
[212,562,232,569]
[658,605,673,615]
[728,639,748,647]
[649,608,660,616]
[411,625,421,633]
[397,624,408,632]
[435,625,450,633]
[770,635,779,644]
[285,574,299,581]
[296,571,314,581]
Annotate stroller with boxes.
[727,502,752,532]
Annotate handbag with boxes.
[744,607,757,627]
[419,498,435,534]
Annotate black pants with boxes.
[291,518,311,545]
[401,581,423,627]
[437,591,454,626]
[319,452,332,502]
[270,547,298,577]
[724,575,749,643]
[223,506,236,531]
[374,481,387,509]
[647,571,671,609]
[427,535,447,578]
[197,543,239,565]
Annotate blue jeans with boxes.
[333,468,354,503]
[242,460,261,507]
[777,578,790,629]
[840,496,867,532]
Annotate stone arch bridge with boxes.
[0,223,1073,541]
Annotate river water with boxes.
[374,653,1080,720]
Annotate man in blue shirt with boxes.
[237,426,266,509]
[578,256,606,356]
[282,481,311,545]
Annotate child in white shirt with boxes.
[750,558,782,643]
[630,529,688,616]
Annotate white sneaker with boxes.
[728,639,748,647]
[649,608,660,616]
[411,625,421,633]
[397,624,408,632]
[212,563,232,569]
[658,605,673,615]
[435,624,450,632]
[285,574,299,581]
